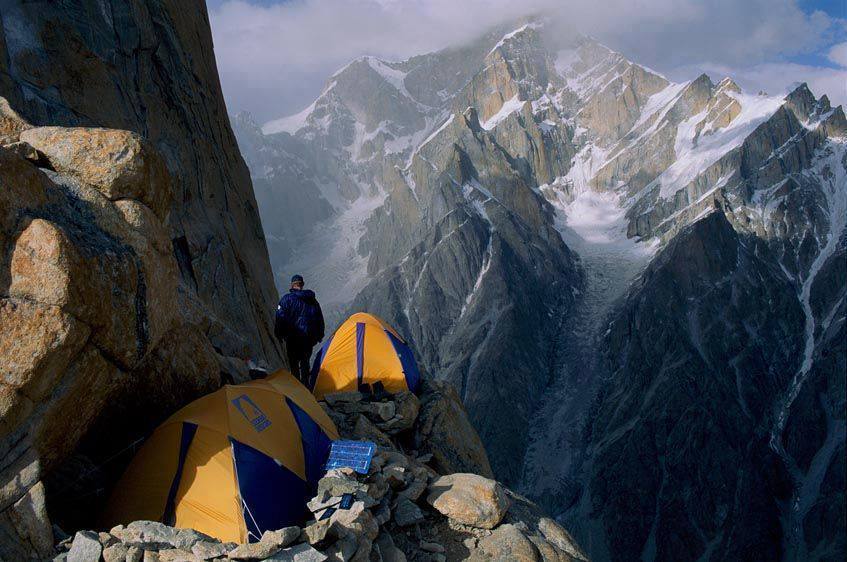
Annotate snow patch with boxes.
[365,56,409,96]
[656,91,784,199]
[263,81,336,135]
[406,113,454,167]
[488,22,541,55]
[481,95,525,130]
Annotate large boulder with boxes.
[20,127,172,220]
[0,118,217,559]
[414,381,494,478]
[426,473,511,529]
[473,524,539,561]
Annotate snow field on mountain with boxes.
[656,91,784,199]
[278,191,387,319]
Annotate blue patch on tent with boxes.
[285,397,332,489]
[325,440,376,474]
[162,421,197,525]
[386,331,421,393]
[230,438,307,542]
[309,334,334,390]
[355,323,366,387]
[231,394,271,432]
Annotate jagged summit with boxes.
[232,16,846,562]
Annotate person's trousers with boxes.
[286,339,313,386]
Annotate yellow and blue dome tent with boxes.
[101,370,338,543]
[309,312,421,399]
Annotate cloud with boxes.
[828,41,847,67]
[209,0,846,121]
[668,61,847,107]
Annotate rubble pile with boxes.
[52,384,588,561]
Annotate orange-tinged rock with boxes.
[19,126,172,219]
[0,298,89,402]
[426,473,510,529]
[0,96,31,143]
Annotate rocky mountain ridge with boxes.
[234,19,846,562]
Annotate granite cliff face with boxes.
[0,1,281,558]
[236,20,846,562]
[0,0,280,362]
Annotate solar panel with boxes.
[324,440,376,474]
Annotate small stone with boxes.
[462,537,478,549]
[537,517,587,560]
[307,492,334,513]
[264,542,328,561]
[260,527,301,548]
[331,501,379,541]
[304,519,334,546]
[113,520,180,549]
[325,467,357,479]
[127,546,144,562]
[398,480,427,502]
[383,466,407,489]
[143,551,160,562]
[317,470,365,498]
[366,473,389,501]
[103,543,129,562]
[324,391,363,406]
[227,540,281,560]
[174,528,217,550]
[67,530,102,562]
[352,415,395,450]
[98,531,119,547]
[320,533,358,562]
[374,533,406,562]
[367,401,395,422]
[377,452,410,469]
[370,454,387,472]
[419,541,445,553]
[393,498,424,527]
[373,499,391,526]
[528,535,563,562]
[375,392,419,434]
[192,540,231,560]
[3,140,40,163]
[158,549,202,562]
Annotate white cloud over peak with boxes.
[209,0,847,121]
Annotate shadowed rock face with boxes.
[574,212,801,561]
[0,2,282,557]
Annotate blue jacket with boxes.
[275,289,325,346]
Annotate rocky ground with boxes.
[52,384,588,562]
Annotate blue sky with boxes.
[208,0,847,122]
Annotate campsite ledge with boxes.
[53,381,589,562]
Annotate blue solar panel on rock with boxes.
[324,440,376,474]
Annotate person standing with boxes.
[274,275,325,385]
